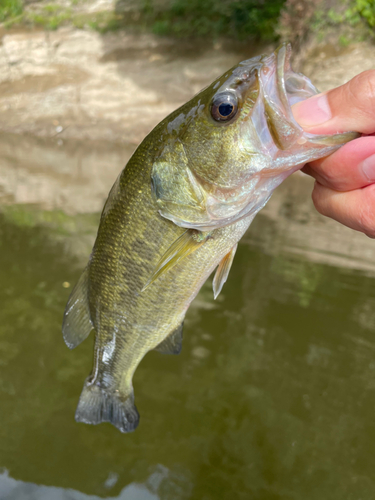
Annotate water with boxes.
[1,132,375,499]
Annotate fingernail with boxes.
[292,94,332,129]
[361,154,375,181]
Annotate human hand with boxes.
[292,70,375,237]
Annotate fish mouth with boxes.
[258,43,359,149]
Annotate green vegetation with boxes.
[26,4,72,30]
[1,1,123,32]
[1,0,287,39]
[0,0,374,44]
[348,0,375,26]
[139,0,286,41]
[0,0,23,22]
[278,0,375,48]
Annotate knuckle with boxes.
[320,168,338,188]
[310,158,347,192]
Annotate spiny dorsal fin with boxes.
[213,244,237,299]
[142,230,209,291]
[154,322,184,355]
[62,266,93,349]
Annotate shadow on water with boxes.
[1,201,375,499]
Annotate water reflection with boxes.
[0,464,194,500]
[247,172,375,274]
[1,133,375,498]
[0,469,158,500]
[1,131,374,272]
[0,132,134,214]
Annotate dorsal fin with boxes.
[213,244,237,299]
[62,266,93,349]
[142,230,209,291]
[154,322,184,355]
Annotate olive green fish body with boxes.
[63,44,358,433]
[66,126,252,432]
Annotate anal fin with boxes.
[62,266,93,349]
[154,322,184,355]
[142,230,209,291]
[213,244,237,299]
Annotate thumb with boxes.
[292,70,375,135]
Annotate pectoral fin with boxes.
[213,244,237,299]
[154,322,184,355]
[142,230,209,291]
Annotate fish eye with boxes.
[211,92,238,122]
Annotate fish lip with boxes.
[274,43,292,118]
[273,43,322,111]
[258,43,319,122]
[269,44,360,146]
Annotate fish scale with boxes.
[62,44,358,433]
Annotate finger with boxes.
[301,136,375,191]
[312,181,375,237]
[292,70,375,135]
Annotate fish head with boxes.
[151,44,358,231]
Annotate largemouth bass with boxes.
[62,44,358,433]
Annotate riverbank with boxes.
[0,19,375,272]
[0,23,374,145]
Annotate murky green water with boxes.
[1,134,375,500]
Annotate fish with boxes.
[62,44,358,433]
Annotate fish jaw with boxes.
[249,43,359,169]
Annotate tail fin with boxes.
[75,379,139,433]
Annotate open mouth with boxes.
[257,44,358,150]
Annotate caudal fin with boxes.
[75,379,139,433]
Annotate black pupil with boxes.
[218,103,233,117]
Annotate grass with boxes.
[1,1,123,32]
[0,0,287,40]
[309,0,375,44]
[137,0,287,41]
[0,0,23,23]
[0,0,374,45]
[349,0,375,27]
